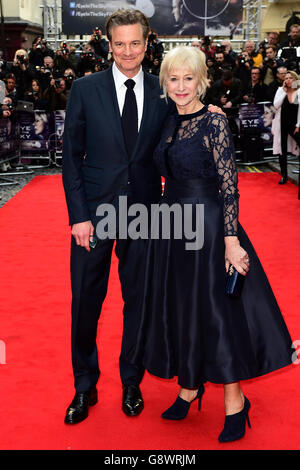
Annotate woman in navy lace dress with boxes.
[130,46,295,443]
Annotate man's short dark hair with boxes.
[105,9,150,42]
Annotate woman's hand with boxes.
[224,236,250,276]
[207,104,226,117]
[294,126,299,135]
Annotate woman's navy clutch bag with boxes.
[225,264,245,297]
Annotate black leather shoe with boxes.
[122,385,144,417]
[278,175,287,184]
[64,387,98,424]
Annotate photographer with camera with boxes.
[243,40,263,68]
[210,50,233,83]
[242,67,268,104]
[234,51,253,91]
[63,68,76,99]
[7,49,36,100]
[89,27,109,61]
[54,42,75,75]
[142,29,164,75]
[278,24,300,71]
[29,36,55,67]
[43,75,67,112]
[77,45,97,77]
[261,45,284,86]
[259,31,280,58]
[0,96,14,119]
[201,36,217,60]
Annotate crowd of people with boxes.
[0,23,299,162]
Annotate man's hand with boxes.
[207,104,226,117]
[220,96,227,105]
[71,221,94,252]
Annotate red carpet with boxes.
[0,173,299,450]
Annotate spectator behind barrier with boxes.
[243,40,263,68]
[278,24,300,71]
[220,40,238,68]
[63,68,76,99]
[242,67,268,104]
[88,27,109,60]
[266,66,288,103]
[142,29,164,74]
[259,31,280,57]
[210,50,233,82]
[54,42,76,74]
[76,45,97,77]
[260,45,284,86]
[24,78,49,110]
[233,51,253,91]
[28,36,55,67]
[4,74,17,103]
[43,76,68,111]
[7,49,36,100]
[206,70,242,109]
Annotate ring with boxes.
[245,258,249,263]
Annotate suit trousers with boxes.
[70,224,146,392]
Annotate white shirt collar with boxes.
[112,61,143,90]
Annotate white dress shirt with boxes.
[112,61,144,131]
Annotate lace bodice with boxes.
[153,106,239,236]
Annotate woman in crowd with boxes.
[272,70,300,185]
[130,46,295,443]
[24,79,49,110]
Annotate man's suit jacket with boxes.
[62,67,171,226]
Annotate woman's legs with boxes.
[223,382,244,415]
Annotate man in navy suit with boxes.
[63,8,220,424]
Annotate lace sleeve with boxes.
[210,115,239,236]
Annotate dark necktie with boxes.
[121,79,138,157]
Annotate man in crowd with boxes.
[261,45,284,86]
[242,67,268,104]
[206,70,242,109]
[266,65,287,103]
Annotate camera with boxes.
[6,102,14,111]
[238,54,247,65]
[62,48,69,55]
[36,42,42,50]
[17,54,25,64]
[82,51,94,59]
[64,73,74,81]
[264,57,276,66]
[54,78,62,88]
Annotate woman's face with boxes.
[166,67,200,112]
[263,106,273,127]
[34,116,44,134]
[284,73,295,89]
[32,81,39,92]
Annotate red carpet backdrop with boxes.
[0,173,299,450]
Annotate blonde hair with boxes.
[159,46,210,100]
[14,49,29,61]
[286,70,300,88]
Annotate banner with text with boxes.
[62,0,243,36]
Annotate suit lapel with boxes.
[94,67,127,156]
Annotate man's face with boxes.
[215,53,224,64]
[266,48,276,59]
[268,34,278,45]
[109,23,147,78]
[277,68,287,82]
[290,27,300,41]
[6,79,15,91]
[44,57,53,69]
[245,42,254,54]
[251,69,260,82]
